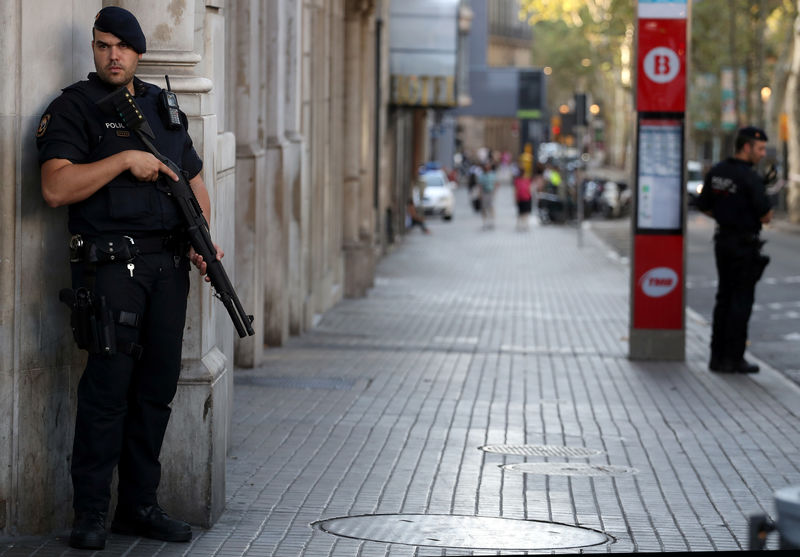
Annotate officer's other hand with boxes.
[126,151,179,182]
[761,209,774,224]
[763,163,778,185]
[189,245,225,282]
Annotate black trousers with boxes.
[710,234,760,363]
[71,250,189,512]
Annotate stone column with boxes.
[306,1,341,318]
[264,0,291,346]
[231,0,267,367]
[1,0,101,535]
[118,0,229,527]
[299,3,315,327]
[329,0,346,298]
[0,0,16,532]
[329,1,346,300]
[375,0,392,255]
[343,0,376,298]
[286,0,307,335]
[359,12,376,265]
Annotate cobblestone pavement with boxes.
[3,186,800,556]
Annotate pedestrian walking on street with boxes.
[36,6,222,550]
[696,126,773,374]
[479,161,497,229]
[518,142,534,179]
[468,162,482,213]
[513,168,533,231]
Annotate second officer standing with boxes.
[696,126,773,374]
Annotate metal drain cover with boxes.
[502,462,638,476]
[479,444,603,457]
[313,514,611,551]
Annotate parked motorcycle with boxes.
[581,179,604,218]
[537,192,566,224]
[597,180,631,219]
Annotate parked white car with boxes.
[419,170,455,221]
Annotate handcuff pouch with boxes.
[87,236,135,264]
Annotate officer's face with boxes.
[746,140,767,165]
[92,30,142,91]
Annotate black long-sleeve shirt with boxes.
[696,157,771,234]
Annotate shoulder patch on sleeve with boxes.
[36,114,51,138]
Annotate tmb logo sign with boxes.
[640,267,679,298]
[637,18,686,112]
[633,235,683,330]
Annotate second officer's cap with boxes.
[738,126,768,142]
[93,6,146,54]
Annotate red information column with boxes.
[630,1,688,360]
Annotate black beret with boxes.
[738,126,768,142]
[93,6,146,54]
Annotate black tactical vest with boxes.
[44,74,200,235]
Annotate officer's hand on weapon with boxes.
[189,245,224,282]
[126,150,179,182]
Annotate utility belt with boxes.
[59,232,188,360]
[69,232,188,264]
[714,228,770,282]
[714,228,761,244]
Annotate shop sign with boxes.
[389,0,459,107]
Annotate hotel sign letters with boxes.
[391,75,456,107]
[389,0,459,108]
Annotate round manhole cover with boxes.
[479,444,603,457]
[312,514,611,551]
[502,462,638,476]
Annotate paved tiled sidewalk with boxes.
[3,185,799,556]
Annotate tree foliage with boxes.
[691,0,794,129]
[520,0,635,166]
[520,0,796,163]
[520,0,634,113]
[519,0,632,28]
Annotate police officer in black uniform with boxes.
[696,126,773,374]
[36,6,221,550]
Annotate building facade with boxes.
[456,0,538,160]
[0,0,419,535]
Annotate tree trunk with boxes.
[730,3,740,128]
[785,3,800,223]
[754,0,766,126]
[765,15,795,143]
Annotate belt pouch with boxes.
[88,236,134,264]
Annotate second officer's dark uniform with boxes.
[36,6,201,550]
[696,126,772,374]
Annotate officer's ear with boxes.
[138,53,143,61]
[740,141,751,157]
